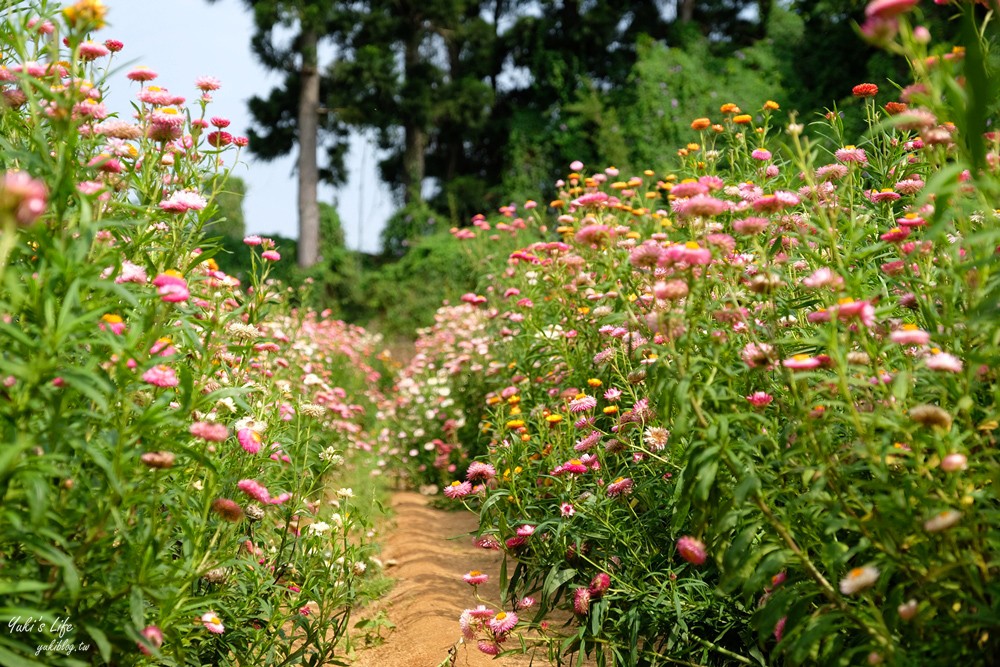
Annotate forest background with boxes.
[206,0,950,339]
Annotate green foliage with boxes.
[205,175,247,240]
[0,6,384,665]
[377,4,1000,664]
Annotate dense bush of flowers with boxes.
[0,2,383,665]
[403,2,1000,665]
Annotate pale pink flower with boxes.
[560,502,575,517]
[925,351,963,373]
[569,395,597,413]
[159,190,207,213]
[890,326,930,346]
[834,146,868,163]
[463,570,489,585]
[489,611,518,636]
[190,421,228,442]
[244,235,263,246]
[444,480,473,498]
[940,453,968,472]
[783,354,822,370]
[201,612,225,634]
[195,75,222,91]
[803,267,845,289]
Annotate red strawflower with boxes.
[853,83,879,98]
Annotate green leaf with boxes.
[83,624,111,664]
[542,566,577,598]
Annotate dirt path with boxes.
[347,492,541,667]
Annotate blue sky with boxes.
[103,0,393,253]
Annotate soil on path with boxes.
[347,492,541,667]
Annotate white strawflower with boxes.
[839,565,880,595]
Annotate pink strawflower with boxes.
[560,502,576,517]
[463,570,489,585]
[940,453,968,472]
[159,190,207,213]
[732,216,769,235]
[127,66,158,82]
[834,146,868,163]
[774,616,786,642]
[466,461,496,482]
[244,235,263,246]
[835,299,876,327]
[201,612,224,634]
[137,625,163,655]
[783,354,822,370]
[238,479,289,505]
[195,75,222,91]
[190,421,228,442]
[569,394,598,413]
[112,259,148,284]
[261,250,281,261]
[553,458,588,475]
[0,170,48,226]
[237,428,263,454]
[606,477,634,497]
[925,351,963,373]
[573,588,591,615]
[866,0,918,19]
[802,267,844,289]
[152,271,190,303]
[589,573,611,596]
[751,148,772,161]
[516,524,536,537]
[676,193,728,217]
[669,180,708,197]
[79,40,110,60]
[104,39,124,52]
[746,391,773,408]
[444,480,473,498]
[477,640,501,656]
[676,536,707,565]
[890,325,930,346]
[207,131,233,147]
[489,611,518,636]
[142,364,179,388]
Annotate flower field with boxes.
[388,2,1000,665]
[3,0,1000,666]
[1,3,385,665]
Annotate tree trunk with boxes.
[297,27,321,268]
[678,0,694,23]
[401,32,426,206]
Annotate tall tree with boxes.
[208,0,351,267]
